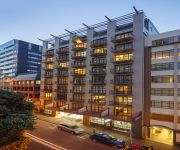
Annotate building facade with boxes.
[40,11,158,138]
[146,30,180,145]
[12,73,41,108]
[0,39,42,78]
[0,77,13,91]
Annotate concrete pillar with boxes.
[106,21,116,115]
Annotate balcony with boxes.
[111,33,133,43]
[90,39,107,48]
[55,72,69,77]
[89,70,106,75]
[70,89,85,94]
[57,81,68,85]
[110,58,133,64]
[56,57,69,62]
[70,80,86,85]
[42,51,54,56]
[42,89,53,92]
[110,69,133,75]
[42,59,54,63]
[89,80,106,85]
[90,50,107,56]
[55,89,68,93]
[56,48,69,54]
[42,74,53,78]
[71,54,86,59]
[71,63,86,67]
[55,65,68,69]
[71,72,86,76]
[110,90,132,95]
[110,80,132,85]
[110,47,133,53]
[72,44,87,51]
[69,98,85,103]
[90,60,107,66]
[43,67,54,71]
[109,101,132,106]
[88,99,106,105]
[89,90,106,95]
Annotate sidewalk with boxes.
[35,113,180,150]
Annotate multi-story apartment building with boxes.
[40,10,158,138]
[0,77,13,91]
[0,39,42,78]
[12,73,41,108]
[146,30,180,145]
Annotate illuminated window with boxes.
[27,81,29,84]
[74,51,86,57]
[151,50,174,60]
[31,81,34,84]
[115,53,133,62]
[74,68,85,75]
[45,92,52,98]
[47,64,53,69]
[93,48,107,54]
[59,62,68,68]
[36,80,40,84]
[47,57,53,62]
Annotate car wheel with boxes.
[71,131,75,135]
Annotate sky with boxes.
[0,0,180,45]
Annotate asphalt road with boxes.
[27,119,115,150]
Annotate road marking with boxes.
[26,133,67,150]
[77,133,89,140]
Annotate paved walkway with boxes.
[35,113,180,150]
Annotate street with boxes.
[27,119,114,150]
[27,117,180,150]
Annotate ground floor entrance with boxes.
[150,126,173,145]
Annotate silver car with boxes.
[57,123,84,134]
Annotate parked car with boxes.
[90,133,125,148]
[57,123,84,135]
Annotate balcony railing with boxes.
[55,72,69,77]
[71,72,86,76]
[70,80,86,85]
[110,69,133,74]
[90,40,107,48]
[71,63,86,67]
[72,44,87,51]
[110,90,132,95]
[57,81,68,85]
[56,57,69,62]
[110,58,133,64]
[42,74,53,78]
[109,101,132,106]
[88,99,106,105]
[89,70,106,75]
[71,54,86,59]
[56,48,69,54]
[42,59,54,63]
[42,51,54,56]
[90,50,107,56]
[89,80,106,84]
[70,89,85,94]
[90,60,107,66]
[111,33,133,43]
[89,90,106,94]
[69,98,85,102]
[110,80,132,85]
[110,47,133,53]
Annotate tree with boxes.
[0,90,35,149]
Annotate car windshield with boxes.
[71,125,79,129]
[108,137,118,141]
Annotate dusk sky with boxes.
[1,0,180,45]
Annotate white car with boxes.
[57,123,84,134]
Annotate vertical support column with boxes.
[106,21,116,115]
[40,41,48,106]
[173,47,178,141]
[132,12,145,138]
[85,28,94,111]
[67,34,75,109]
[53,37,60,107]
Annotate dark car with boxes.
[90,133,125,148]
